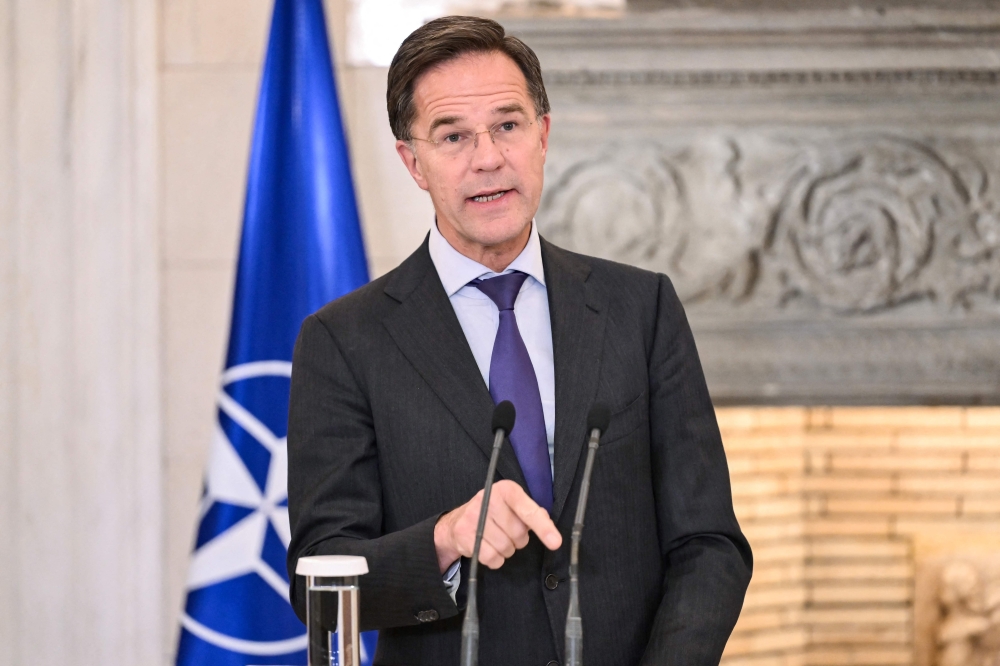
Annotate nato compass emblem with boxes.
[177,361,308,664]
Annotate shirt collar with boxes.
[428,219,546,297]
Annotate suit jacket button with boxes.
[415,609,439,622]
[544,574,559,590]
[546,661,560,666]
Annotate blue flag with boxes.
[175,1,375,663]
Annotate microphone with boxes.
[461,400,516,666]
[565,403,612,666]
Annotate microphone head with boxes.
[492,400,516,434]
[586,403,612,434]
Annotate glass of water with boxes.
[296,555,369,666]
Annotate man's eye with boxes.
[498,122,517,132]
[443,133,463,144]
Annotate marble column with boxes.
[0,0,161,664]
[0,0,14,657]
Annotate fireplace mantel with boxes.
[503,8,1000,405]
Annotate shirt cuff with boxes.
[443,559,461,603]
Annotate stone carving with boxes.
[539,145,687,271]
[935,561,1000,666]
[519,8,1000,402]
[539,133,1000,315]
[772,137,949,312]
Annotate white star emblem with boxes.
[181,361,307,657]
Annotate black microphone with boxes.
[461,400,516,666]
[565,403,612,666]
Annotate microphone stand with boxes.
[565,404,610,666]
[461,401,515,666]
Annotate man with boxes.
[287,15,751,666]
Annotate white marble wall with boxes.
[0,0,161,664]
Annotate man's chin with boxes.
[463,217,532,249]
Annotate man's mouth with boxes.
[470,189,510,203]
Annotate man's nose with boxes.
[470,130,504,170]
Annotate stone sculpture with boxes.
[936,561,1000,666]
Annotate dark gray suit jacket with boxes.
[287,237,752,666]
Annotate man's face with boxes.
[396,51,551,255]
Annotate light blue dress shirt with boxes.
[427,220,557,599]
[428,220,557,469]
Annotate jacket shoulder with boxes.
[309,238,433,332]
[311,271,394,326]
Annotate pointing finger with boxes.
[501,484,562,551]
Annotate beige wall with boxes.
[1,0,161,664]
[158,0,433,658]
[719,407,1000,666]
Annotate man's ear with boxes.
[538,113,552,161]
[396,140,430,192]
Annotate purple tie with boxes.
[474,272,553,512]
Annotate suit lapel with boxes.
[543,239,608,522]
[382,239,528,489]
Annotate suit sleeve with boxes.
[640,274,753,665]
[285,313,459,629]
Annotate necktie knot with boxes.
[473,271,529,311]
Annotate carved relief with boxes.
[936,561,1000,666]
[538,133,1000,315]
[917,557,1000,666]
[773,138,944,311]
[540,146,687,270]
[520,8,1000,401]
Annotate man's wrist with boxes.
[433,510,461,574]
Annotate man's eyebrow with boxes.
[493,103,527,116]
[425,104,527,135]
[427,115,463,135]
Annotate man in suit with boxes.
[287,15,751,666]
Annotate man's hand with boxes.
[434,480,562,573]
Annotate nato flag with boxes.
[175,1,374,664]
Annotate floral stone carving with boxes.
[539,132,1000,316]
